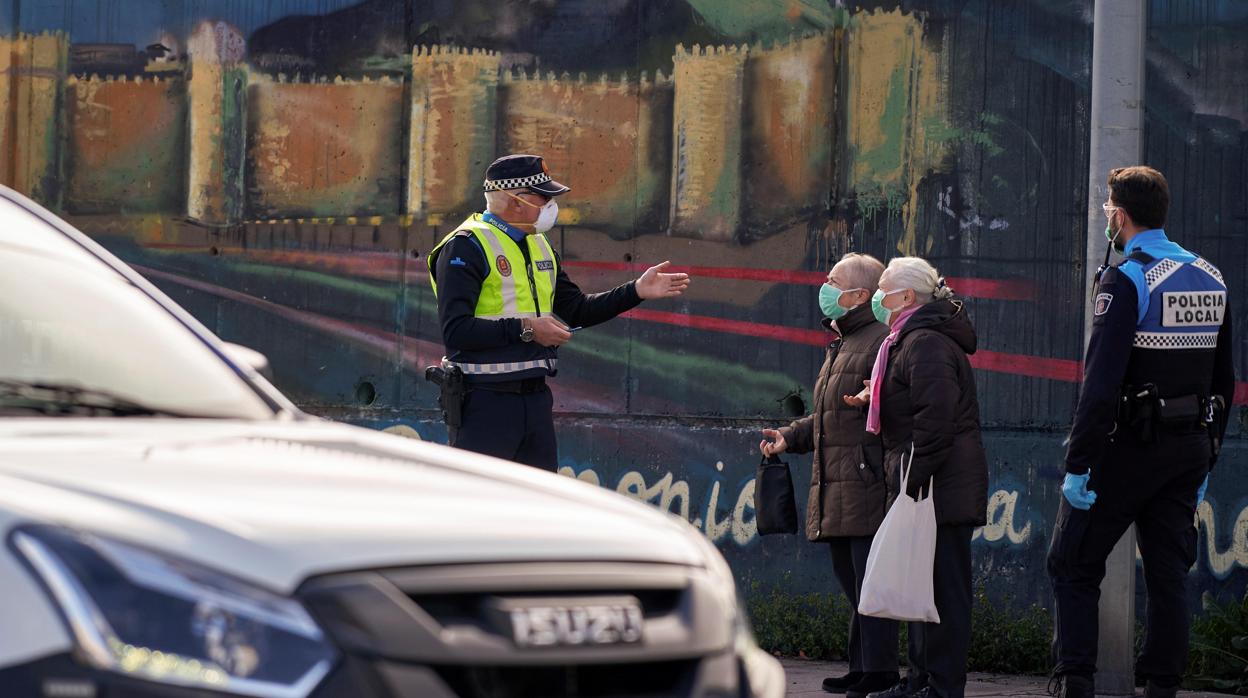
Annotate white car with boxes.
[0,185,784,698]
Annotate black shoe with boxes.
[867,679,923,698]
[823,672,865,694]
[1144,681,1179,698]
[848,672,902,698]
[1047,674,1094,698]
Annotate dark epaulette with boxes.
[1120,249,1154,266]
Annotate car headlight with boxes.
[10,525,335,697]
[684,526,786,698]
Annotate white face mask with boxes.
[500,189,559,234]
[533,200,559,234]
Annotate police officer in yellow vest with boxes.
[427,154,691,470]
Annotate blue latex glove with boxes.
[1062,471,1097,510]
[1197,475,1209,506]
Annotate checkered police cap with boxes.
[482,154,570,197]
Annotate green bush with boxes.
[964,587,1053,675]
[748,582,1248,689]
[746,581,852,660]
[746,583,1052,675]
[1186,590,1248,695]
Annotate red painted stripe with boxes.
[625,309,1248,403]
[968,351,1082,383]
[573,260,824,285]
[134,256,1246,404]
[622,308,833,346]
[140,243,1034,300]
[132,265,615,411]
[563,261,1036,301]
[627,308,1084,382]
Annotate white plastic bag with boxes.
[858,444,940,623]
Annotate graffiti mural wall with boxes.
[1,0,1245,610]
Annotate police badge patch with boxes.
[1094,292,1113,316]
[496,255,512,277]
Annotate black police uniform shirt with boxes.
[429,212,643,381]
[1064,229,1236,475]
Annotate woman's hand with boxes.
[843,379,871,408]
[759,428,787,457]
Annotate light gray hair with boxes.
[831,253,885,291]
[880,256,954,303]
[483,189,511,215]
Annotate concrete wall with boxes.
[499,69,673,235]
[0,32,68,206]
[247,75,404,218]
[65,75,185,214]
[1,0,1245,613]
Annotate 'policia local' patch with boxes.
[535,260,554,271]
[1161,291,1225,326]
[1094,293,1113,316]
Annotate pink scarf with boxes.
[865,306,922,434]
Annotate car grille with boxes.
[298,561,738,698]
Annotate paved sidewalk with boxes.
[780,659,1234,698]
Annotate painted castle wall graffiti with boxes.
[0,0,1245,612]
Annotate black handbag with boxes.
[754,454,799,535]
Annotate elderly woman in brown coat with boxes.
[760,253,898,698]
[862,257,989,698]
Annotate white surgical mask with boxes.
[533,200,559,234]
[500,189,559,234]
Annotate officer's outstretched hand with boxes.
[531,317,572,347]
[636,261,691,300]
[1061,471,1097,511]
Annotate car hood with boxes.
[0,419,706,593]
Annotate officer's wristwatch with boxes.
[520,319,535,343]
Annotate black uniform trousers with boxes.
[903,525,974,698]
[1048,431,1210,685]
[830,536,900,674]
[451,382,559,471]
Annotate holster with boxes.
[1117,383,1213,444]
[1117,384,1159,442]
[425,359,466,438]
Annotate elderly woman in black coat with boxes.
[860,257,988,698]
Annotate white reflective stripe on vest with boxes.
[475,230,519,317]
[451,358,558,375]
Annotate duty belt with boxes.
[1116,383,1217,442]
[443,357,557,376]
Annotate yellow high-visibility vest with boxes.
[429,214,558,320]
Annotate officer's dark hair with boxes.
[1107,166,1169,230]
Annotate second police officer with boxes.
[1048,166,1237,698]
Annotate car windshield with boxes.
[0,197,274,420]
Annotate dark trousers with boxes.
[451,384,558,471]
[1048,433,1209,685]
[906,525,974,698]
[830,536,900,674]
